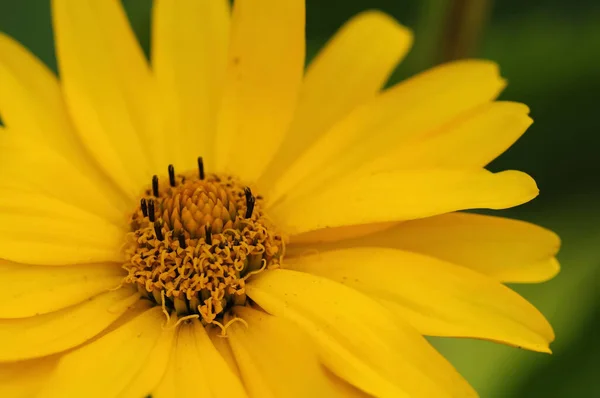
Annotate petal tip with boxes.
[350,9,414,52]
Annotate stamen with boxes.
[152,175,159,197]
[215,316,249,337]
[154,221,164,240]
[168,165,176,187]
[140,198,148,217]
[197,157,205,180]
[244,187,255,218]
[205,225,212,245]
[178,233,187,249]
[148,199,155,222]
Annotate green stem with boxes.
[440,0,493,61]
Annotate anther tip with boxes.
[153,221,164,240]
[178,233,187,249]
[148,199,155,222]
[152,175,159,197]
[140,198,148,217]
[197,157,205,180]
[168,165,176,187]
[244,187,255,218]
[205,224,212,244]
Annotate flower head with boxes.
[0,0,559,397]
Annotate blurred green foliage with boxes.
[1,0,598,396]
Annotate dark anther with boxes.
[244,187,255,218]
[197,157,205,180]
[153,221,164,240]
[205,225,212,245]
[178,233,187,249]
[218,241,225,249]
[140,198,148,217]
[148,199,155,222]
[168,164,176,187]
[152,175,159,197]
[233,238,240,246]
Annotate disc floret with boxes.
[123,161,284,324]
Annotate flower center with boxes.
[123,158,284,325]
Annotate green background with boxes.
[1,1,598,396]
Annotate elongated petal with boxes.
[0,131,130,225]
[0,191,124,265]
[228,306,344,398]
[39,307,171,398]
[152,0,230,169]
[0,33,85,158]
[326,371,373,398]
[0,287,139,362]
[0,356,58,398]
[116,316,176,398]
[287,248,555,353]
[215,0,305,180]
[289,222,394,246]
[384,213,560,283]
[0,34,133,213]
[153,320,247,398]
[261,11,412,187]
[269,60,505,203]
[274,169,538,235]
[52,0,159,196]
[0,260,124,318]
[369,101,533,170]
[247,269,476,397]
[209,326,243,379]
[297,213,560,283]
[0,33,72,151]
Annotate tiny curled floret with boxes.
[123,158,284,325]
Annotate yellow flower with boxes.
[0,1,559,397]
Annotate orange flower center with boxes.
[123,158,284,324]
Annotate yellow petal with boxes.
[268,60,505,203]
[0,356,58,398]
[369,101,533,171]
[0,260,124,318]
[0,34,133,210]
[209,325,243,379]
[247,269,476,397]
[303,213,560,283]
[152,0,230,169]
[287,248,555,353]
[0,34,85,159]
[0,33,74,151]
[39,307,170,398]
[154,319,247,398]
[52,0,159,196]
[215,0,305,180]
[260,10,413,187]
[325,370,373,398]
[0,130,130,226]
[117,316,176,398]
[0,287,139,362]
[0,190,124,265]
[274,169,538,235]
[228,306,344,398]
[289,222,393,246]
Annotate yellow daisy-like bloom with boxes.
[0,1,560,397]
